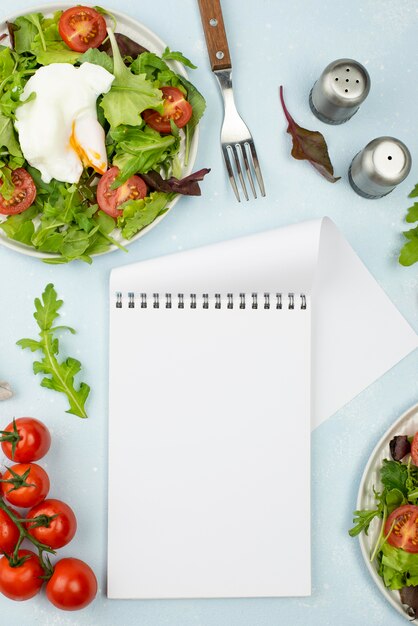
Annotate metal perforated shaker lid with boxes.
[309,58,370,124]
[349,137,412,199]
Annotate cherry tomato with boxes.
[411,432,418,466]
[97,166,147,218]
[0,508,20,555]
[385,505,418,553]
[0,550,44,600]
[46,558,98,611]
[142,86,193,134]
[1,463,50,508]
[26,499,77,550]
[0,168,36,215]
[1,417,51,463]
[58,6,107,53]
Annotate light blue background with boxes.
[0,0,417,624]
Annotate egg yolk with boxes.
[69,122,107,175]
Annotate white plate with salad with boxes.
[351,402,418,622]
[0,3,209,263]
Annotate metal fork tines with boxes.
[214,69,266,202]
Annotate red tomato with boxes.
[0,508,20,555]
[58,6,107,53]
[26,499,77,550]
[1,463,50,508]
[1,417,51,463]
[411,432,418,466]
[46,558,98,611]
[0,168,36,215]
[143,86,193,134]
[385,505,418,553]
[97,166,147,218]
[0,550,44,600]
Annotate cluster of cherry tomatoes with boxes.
[0,417,97,611]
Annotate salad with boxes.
[350,431,418,619]
[0,6,209,263]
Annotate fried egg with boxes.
[15,62,114,184]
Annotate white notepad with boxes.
[108,217,417,599]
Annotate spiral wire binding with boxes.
[116,292,308,310]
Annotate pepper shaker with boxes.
[349,137,412,199]
[310,58,371,124]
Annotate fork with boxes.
[197,0,266,202]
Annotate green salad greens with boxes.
[350,433,418,617]
[0,7,208,263]
[399,184,418,267]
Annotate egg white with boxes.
[15,62,114,184]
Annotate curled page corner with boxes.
[110,216,418,429]
[312,217,418,428]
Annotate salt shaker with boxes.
[310,58,371,124]
[349,137,412,199]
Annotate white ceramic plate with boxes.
[357,402,418,622]
[0,3,199,259]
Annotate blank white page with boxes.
[108,294,311,599]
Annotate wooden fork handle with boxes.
[197,0,232,71]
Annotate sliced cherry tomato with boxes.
[26,499,77,550]
[46,558,98,611]
[0,550,44,600]
[1,417,51,463]
[385,505,418,553]
[0,508,20,555]
[411,432,418,466]
[58,6,107,53]
[1,463,50,509]
[142,86,193,134]
[0,168,36,215]
[97,166,147,218]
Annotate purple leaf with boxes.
[279,86,340,183]
[100,33,149,60]
[389,435,411,461]
[142,168,211,196]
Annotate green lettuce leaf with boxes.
[118,191,171,239]
[130,53,206,165]
[111,125,179,184]
[161,47,197,69]
[79,48,114,73]
[0,113,23,159]
[100,29,163,128]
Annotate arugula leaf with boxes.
[100,29,163,128]
[349,508,382,537]
[16,284,90,418]
[162,47,197,69]
[400,226,418,266]
[79,48,113,73]
[118,191,171,239]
